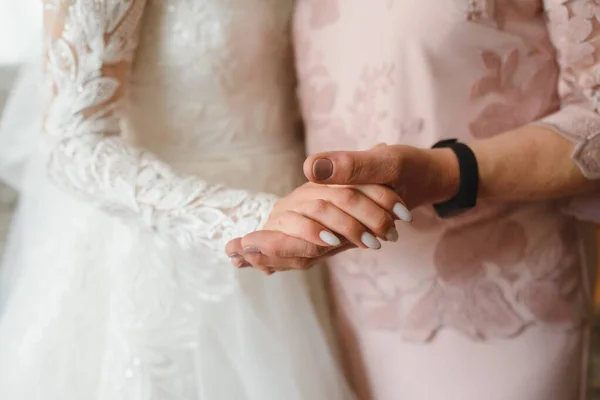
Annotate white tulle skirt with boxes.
[0,68,353,400]
[0,154,352,400]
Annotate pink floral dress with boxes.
[294,1,600,399]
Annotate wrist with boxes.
[388,146,460,209]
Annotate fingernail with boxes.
[312,158,333,180]
[361,232,381,250]
[385,227,399,242]
[243,246,262,254]
[230,257,251,268]
[319,231,341,246]
[393,203,413,222]
[229,253,251,268]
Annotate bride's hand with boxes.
[267,182,410,249]
[225,182,412,273]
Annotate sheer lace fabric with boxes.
[43,0,280,262]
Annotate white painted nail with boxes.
[393,203,413,222]
[385,227,399,242]
[361,232,381,250]
[319,231,341,246]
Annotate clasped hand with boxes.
[225,143,458,273]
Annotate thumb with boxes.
[303,146,402,186]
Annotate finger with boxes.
[225,237,244,258]
[293,199,382,250]
[225,237,252,269]
[264,210,343,247]
[241,230,329,258]
[316,242,357,259]
[351,185,412,223]
[308,187,399,241]
[242,242,356,271]
[243,252,313,270]
[303,146,402,186]
[227,237,272,274]
[322,183,411,222]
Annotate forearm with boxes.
[431,0,600,206]
[48,134,278,255]
[465,125,599,202]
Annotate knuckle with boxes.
[335,219,361,239]
[306,199,329,216]
[372,211,392,235]
[372,186,390,204]
[336,188,360,208]
[336,153,360,182]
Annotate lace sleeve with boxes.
[42,0,278,257]
[538,0,600,179]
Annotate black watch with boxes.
[431,138,479,218]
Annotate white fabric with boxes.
[0,0,42,190]
[0,0,41,65]
[0,62,42,191]
[0,1,353,399]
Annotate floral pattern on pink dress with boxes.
[540,0,600,178]
[294,0,598,399]
[469,49,558,138]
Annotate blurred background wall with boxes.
[0,69,18,256]
[0,0,40,255]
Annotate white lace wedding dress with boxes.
[0,1,352,399]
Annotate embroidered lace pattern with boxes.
[43,0,279,265]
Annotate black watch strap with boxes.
[431,139,479,218]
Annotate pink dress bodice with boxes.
[294,1,597,399]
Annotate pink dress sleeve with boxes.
[536,0,600,221]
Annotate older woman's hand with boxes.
[225,144,456,273]
[227,128,600,272]
[304,143,460,209]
